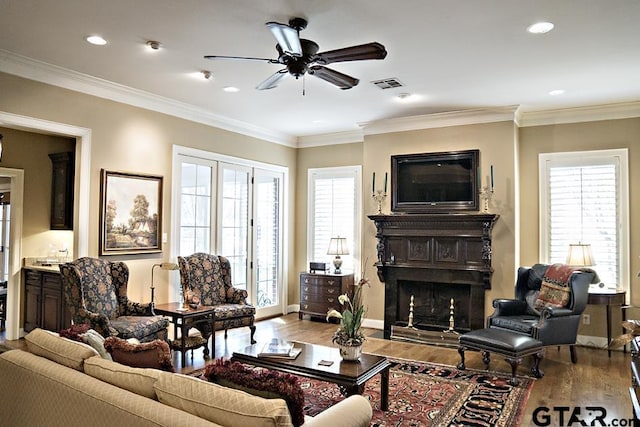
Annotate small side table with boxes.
[153,302,216,367]
[588,290,626,357]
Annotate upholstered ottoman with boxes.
[457,328,544,386]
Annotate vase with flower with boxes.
[327,269,369,361]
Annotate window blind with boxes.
[547,163,618,286]
[309,172,357,272]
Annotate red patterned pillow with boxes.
[59,324,91,341]
[534,280,571,311]
[103,337,174,372]
[204,358,305,427]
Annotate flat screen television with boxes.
[391,149,479,213]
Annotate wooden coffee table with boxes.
[232,341,391,411]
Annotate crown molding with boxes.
[296,129,364,148]
[359,106,520,136]
[0,49,297,147]
[517,101,640,127]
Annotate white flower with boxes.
[326,309,343,321]
[338,294,350,305]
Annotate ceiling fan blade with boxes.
[204,55,279,63]
[266,22,302,57]
[256,69,289,90]
[308,65,359,90]
[314,42,387,65]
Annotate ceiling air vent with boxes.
[371,78,404,90]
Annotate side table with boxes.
[153,302,216,367]
[587,290,626,357]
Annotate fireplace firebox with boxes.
[368,214,498,344]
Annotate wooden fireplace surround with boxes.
[368,213,499,339]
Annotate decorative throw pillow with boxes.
[80,329,113,361]
[59,323,91,341]
[534,280,571,311]
[103,336,175,372]
[204,358,305,427]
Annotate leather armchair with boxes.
[60,257,169,342]
[178,253,256,356]
[487,263,595,363]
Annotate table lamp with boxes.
[327,237,349,274]
[566,243,595,267]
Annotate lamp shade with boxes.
[566,243,595,267]
[327,237,349,256]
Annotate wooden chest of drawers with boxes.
[299,272,354,321]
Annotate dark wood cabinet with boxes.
[49,152,74,230]
[23,269,71,332]
[299,272,354,321]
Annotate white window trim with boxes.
[538,148,629,293]
[307,165,363,272]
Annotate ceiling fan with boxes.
[204,17,387,91]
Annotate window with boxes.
[173,147,287,318]
[539,149,629,291]
[307,166,362,273]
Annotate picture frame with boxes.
[99,169,163,255]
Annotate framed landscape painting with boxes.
[99,170,163,255]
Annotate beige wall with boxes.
[294,142,364,304]
[3,69,639,344]
[0,72,297,307]
[297,122,518,322]
[519,118,640,339]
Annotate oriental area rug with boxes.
[194,357,534,427]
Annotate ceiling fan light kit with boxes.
[205,17,387,91]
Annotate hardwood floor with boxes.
[2,313,634,425]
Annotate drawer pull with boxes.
[304,278,310,284]
[327,298,334,303]
[303,304,308,309]
[327,280,335,285]
[327,288,336,294]
[304,286,309,292]
[304,296,309,301]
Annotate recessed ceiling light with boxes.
[223,86,239,93]
[527,22,554,34]
[85,35,107,46]
[549,89,565,96]
[146,40,161,50]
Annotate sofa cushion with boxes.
[25,328,98,371]
[204,358,305,427]
[84,356,162,400]
[103,336,174,372]
[80,329,113,361]
[155,372,293,427]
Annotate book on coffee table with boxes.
[259,347,302,360]
[258,339,295,357]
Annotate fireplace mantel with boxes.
[368,213,499,339]
[368,213,499,288]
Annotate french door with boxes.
[176,152,285,318]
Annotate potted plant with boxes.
[327,271,369,361]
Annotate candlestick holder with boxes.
[479,186,494,213]
[372,190,387,214]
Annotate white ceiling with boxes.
[1,0,639,144]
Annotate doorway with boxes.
[0,111,91,340]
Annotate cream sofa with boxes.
[0,329,372,427]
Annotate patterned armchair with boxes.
[60,257,169,342]
[178,253,256,356]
